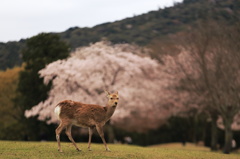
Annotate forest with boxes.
[0,0,240,154]
[1,0,240,70]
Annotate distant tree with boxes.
[0,41,24,70]
[166,21,240,154]
[0,67,23,140]
[162,49,219,147]
[14,33,69,140]
[183,0,198,4]
[25,41,181,133]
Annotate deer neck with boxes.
[104,105,116,121]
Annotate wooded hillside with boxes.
[0,0,239,70]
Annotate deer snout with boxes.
[115,102,118,105]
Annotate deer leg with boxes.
[87,127,94,151]
[65,125,81,151]
[96,125,110,151]
[55,122,66,152]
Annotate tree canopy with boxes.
[14,33,69,140]
[16,33,69,109]
[0,67,23,140]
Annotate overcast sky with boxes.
[0,0,183,42]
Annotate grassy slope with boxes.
[0,141,239,159]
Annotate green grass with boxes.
[0,141,239,159]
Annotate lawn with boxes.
[0,141,239,159]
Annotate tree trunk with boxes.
[192,116,197,144]
[223,119,233,154]
[210,115,218,151]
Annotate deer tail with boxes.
[54,104,61,119]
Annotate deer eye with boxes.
[110,98,113,100]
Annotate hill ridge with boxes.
[1,0,239,70]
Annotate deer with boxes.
[54,91,119,152]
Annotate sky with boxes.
[0,0,183,42]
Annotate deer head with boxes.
[105,90,119,107]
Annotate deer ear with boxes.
[104,90,110,97]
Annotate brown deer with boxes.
[54,91,119,152]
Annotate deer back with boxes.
[56,100,108,127]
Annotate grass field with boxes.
[0,141,239,159]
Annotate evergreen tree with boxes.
[14,33,69,140]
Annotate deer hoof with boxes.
[76,148,81,152]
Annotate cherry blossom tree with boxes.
[25,41,181,133]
